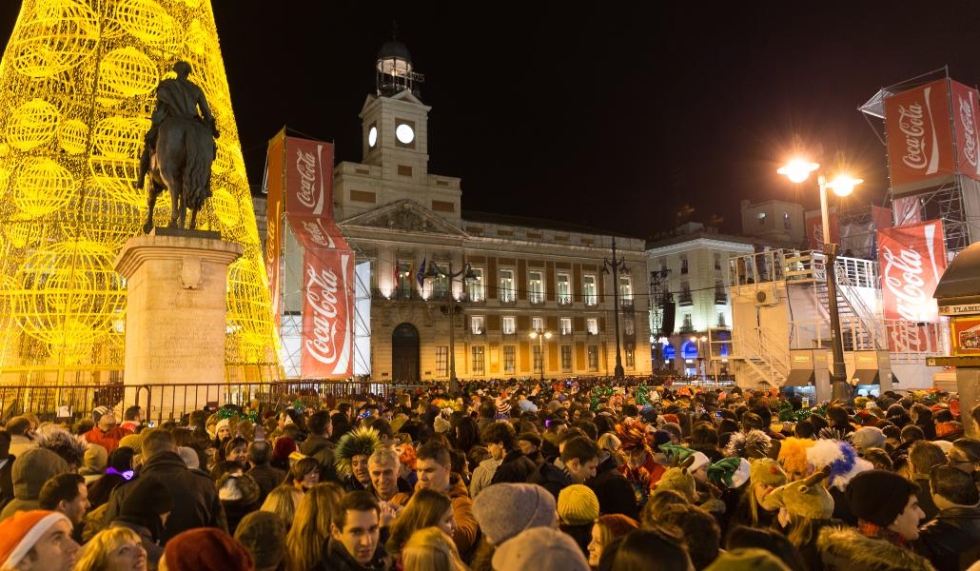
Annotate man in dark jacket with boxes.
[301,410,339,482]
[917,465,980,571]
[246,440,285,504]
[587,450,639,520]
[104,428,227,542]
[529,435,599,500]
[322,490,390,570]
[487,423,537,484]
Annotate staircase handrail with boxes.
[834,262,885,350]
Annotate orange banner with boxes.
[264,131,285,323]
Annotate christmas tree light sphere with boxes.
[8,99,61,151]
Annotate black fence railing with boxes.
[0,381,391,425]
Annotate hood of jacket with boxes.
[12,447,71,500]
[817,525,935,571]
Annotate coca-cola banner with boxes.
[289,216,355,378]
[284,136,334,217]
[885,79,956,194]
[877,220,948,353]
[805,210,838,251]
[951,80,980,181]
[264,132,286,322]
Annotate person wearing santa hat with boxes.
[0,510,79,571]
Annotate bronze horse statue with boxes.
[142,115,216,234]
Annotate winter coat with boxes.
[435,474,478,560]
[489,449,537,485]
[83,426,133,453]
[217,472,262,535]
[104,451,227,542]
[917,506,980,571]
[0,447,71,521]
[0,455,14,510]
[528,458,572,500]
[301,434,339,482]
[469,457,501,499]
[817,525,936,571]
[587,454,639,520]
[247,463,286,503]
[319,536,390,571]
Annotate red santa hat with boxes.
[0,510,71,569]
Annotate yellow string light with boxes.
[0,0,281,383]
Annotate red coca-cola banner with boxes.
[877,220,947,353]
[289,216,355,378]
[283,136,334,217]
[885,79,956,193]
[951,80,980,181]
[805,210,838,251]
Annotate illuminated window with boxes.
[561,346,572,371]
[503,346,516,374]
[587,318,598,335]
[532,317,545,332]
[502,316,516,335]
[619,275,633,305]
[560,318,572,335]
[471,346,485,375]
[471,315,485,335]
[587,346,598,371]
[556,273,571,305]
[499,269,515,303]
[583,274,597,306]
[436,346,448,376]
[467,267,485,301]
[529,270,544,304]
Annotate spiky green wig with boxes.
[333,426,381,476]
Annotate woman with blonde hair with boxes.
[73,527,148,571]
[285,481,344,571]
[385,488,456,561]
[401,527,468,571]
[260,483,304,530]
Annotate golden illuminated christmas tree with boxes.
[0,0,281,386]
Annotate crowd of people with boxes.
[0,380,979,571]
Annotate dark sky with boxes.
[3,1,980,239]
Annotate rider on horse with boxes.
[135,61,220,189]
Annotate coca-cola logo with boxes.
[882,242,929,352]
[305,265,344,365]
[959,93,979,168]
[899,102,929,170]
[295,149,322,212]
[301,220,333,248]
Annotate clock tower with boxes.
[334,39,462,223]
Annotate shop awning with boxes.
[783,370,815,387]
[851,369,880,386]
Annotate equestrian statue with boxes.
[136,60,220,233]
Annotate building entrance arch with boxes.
[391,322,420,383]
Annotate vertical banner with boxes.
[884,79,956,193]
[291,217,355,378]
[892,196,922,226]
[951,80,980,181]
[805,210,838,251]
[877,220,947,352]
[284,136,335,217]
[264,132,285,323]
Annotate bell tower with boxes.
[335,36,461,223]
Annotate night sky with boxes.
[2,2,980,239]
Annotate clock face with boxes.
[368,126,378,148]
[395,123,415,144]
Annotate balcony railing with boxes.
[677,293,693,306]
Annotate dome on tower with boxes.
[375,39,424,98]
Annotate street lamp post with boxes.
[528,330,553,381]
[603,238,628,379]
[778,159,862,402]
[424,261,478,394]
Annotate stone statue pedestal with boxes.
[115,229,242,422]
